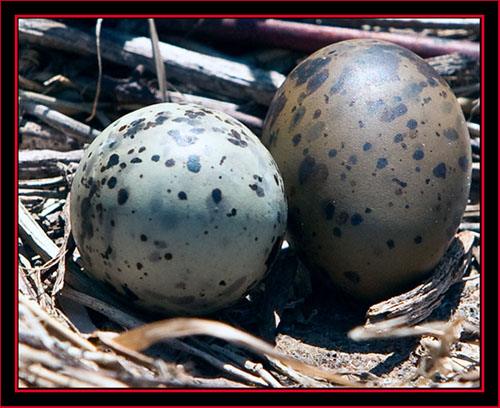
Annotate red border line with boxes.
[14,15,485,395]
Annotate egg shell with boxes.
[262,39,471,302]
[70,103,287,315]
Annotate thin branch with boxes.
[148,18,168,102]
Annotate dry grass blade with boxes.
[349,316,451,341]
[148,18,168,102]
[86,18,103,122]
[62,287,272,386]
[19,292,96,352]
[51,197,73,297]
[348,316,479,386]
[112,317,359,387]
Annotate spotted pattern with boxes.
[444,128,459,141]
[433,163,447,179]
[376,158,388,169]
[290,56,331,87]
[413,150,424,160]
[70,102,287,315]
[212,188,222,204]
[187,155,201,173]
[261,39,471,303]
[292,134,302,146]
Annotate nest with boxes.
[18,17,481,389]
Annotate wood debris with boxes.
[17,17,481,389]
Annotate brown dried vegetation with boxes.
[18,18,480,388]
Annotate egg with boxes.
[262,39,471,302]
[70,103,287,315]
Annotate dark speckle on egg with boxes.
[307,121,325,142]
[226,208,237,217]
[393,133,404,143]
[392,178,407,188]
[298,155,329,184]
[444,128,459,141]
[266,92,287,128]
[291,106,306,128]
[407,119,418,129]
[350,213,363,226]
[413,150,424,160]
[458,156,468,172]
[107,177,117,189]
[299,155,316,184]
[325,202,335,220]
[306,69,329,95]
[249,184,265,197]
[187,155,201,173]
[433,163,447,179]
[290,56,331,86]
[117,189,128,205]
[380,103,408,122]
[376,158,388,169]
[292,134,302,146]
[227,129,248,147]
[212,188,222,204]
[106,154,120,169]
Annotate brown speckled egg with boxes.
[70,103,287,315]
[262,39,471,302]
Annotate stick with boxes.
[19,149,83,179]
[313,18,480,31]
[19,90,105,117]
[20,101,101,143]
[19,118,74,151]
[62,287,267,387]
[158,18,480,59]
[18,18,285,106]
[148,18,168,102]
